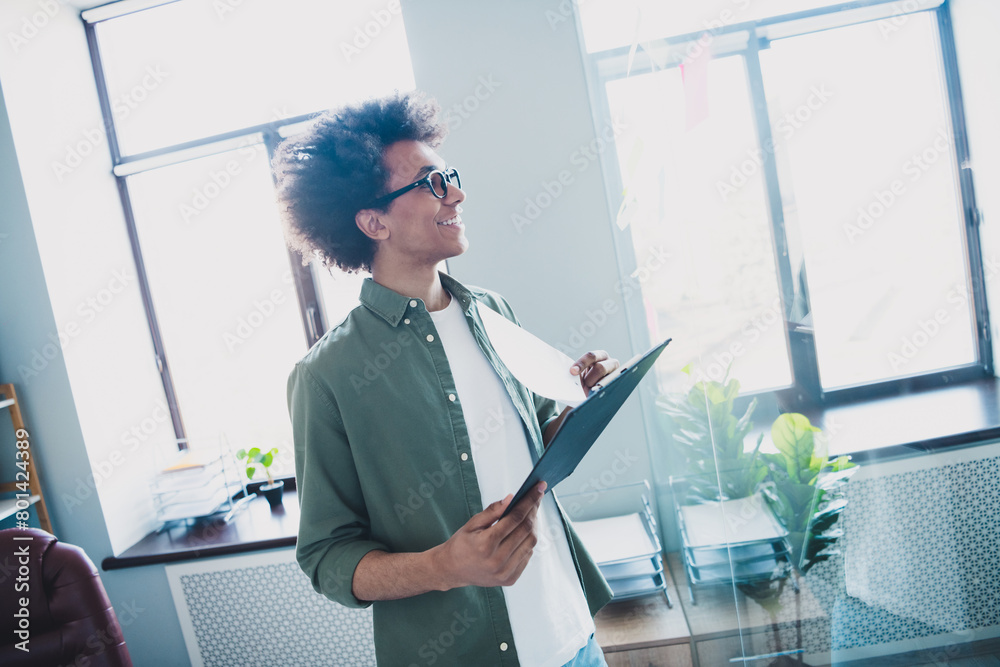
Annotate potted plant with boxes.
[236,446,283,507]
[761,413,857,575]
[656,365,768,503]
[657,368,858,594]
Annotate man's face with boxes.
[374,140,468,266]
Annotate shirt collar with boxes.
[359,271,487,327]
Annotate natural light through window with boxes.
[594,4,979,399]
[761,14,975,389]
[93,0,415,476]
[98,0,415,155]
[607,57,792,394]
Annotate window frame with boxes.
[581,0,991,409]
[83,8,348,449]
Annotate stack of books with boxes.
[150,451,245,528]
[572,498,671,605]
[674,490,792,600]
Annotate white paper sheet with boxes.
[572,513,658,564]
[477,303,588,408]
[680,493,787,548]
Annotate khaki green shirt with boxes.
[288,271,612,667]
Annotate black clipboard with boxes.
[500,337,671,518]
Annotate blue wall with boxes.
[0,79,191,665]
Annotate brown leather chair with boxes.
[0,527,132,666]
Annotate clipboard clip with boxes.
[589,348,648,393]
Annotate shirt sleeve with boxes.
[287,362,389,609]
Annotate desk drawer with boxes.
[604,643,693,667]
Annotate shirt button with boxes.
[426,334,434,342]
[409,299,418,307]
[404,318,410,325]
[460,453,469,461]
[448,394,456,402]
[500,642,508,652]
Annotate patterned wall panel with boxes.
[711,445,1000,664]
[166,549,376,667]
[799,445,1000,659]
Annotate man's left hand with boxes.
[570,350,620,397]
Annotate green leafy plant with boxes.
[236,446,280,487]
[658,368,859,580]
[656,365,767,503]
[762,413,856,574]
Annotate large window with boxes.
[84,0,415,473]
[583,0,989,403]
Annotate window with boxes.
[84,0,416,473]
[583,0,989,404]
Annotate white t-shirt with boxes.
[428,291,594,667]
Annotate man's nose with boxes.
[446,182,466,205]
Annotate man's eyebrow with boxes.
[412,164,444,179]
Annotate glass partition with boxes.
[583,1,998,665]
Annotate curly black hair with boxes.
[271,91,448,273]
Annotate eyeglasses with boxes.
[368,167,461,208]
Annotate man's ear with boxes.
[355,209,389,241]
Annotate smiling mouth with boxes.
[437,215,463,227]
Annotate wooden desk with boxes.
[594,553,830,666]
[667,552,829,666]
[595,556,694,667]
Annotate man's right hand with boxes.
[431,481,547,590]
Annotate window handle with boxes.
[306,305,321,342]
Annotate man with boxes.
[274,91,618,667]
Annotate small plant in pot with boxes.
[236,446,283,508]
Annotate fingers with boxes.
[465,493,513,531]
[509,541,536,581]
[570,350,609,376]
[496,483,545,555]
[450,485,545,588]
[498,537,536,586]
[498,506,540,556]
[495,506,541,584]
[581,358,620,392]
[492,482,546,538]
[570,351,623,392]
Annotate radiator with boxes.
[166,548,376,667]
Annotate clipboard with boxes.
[500,337,671,518]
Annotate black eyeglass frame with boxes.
[367,167,461,208]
